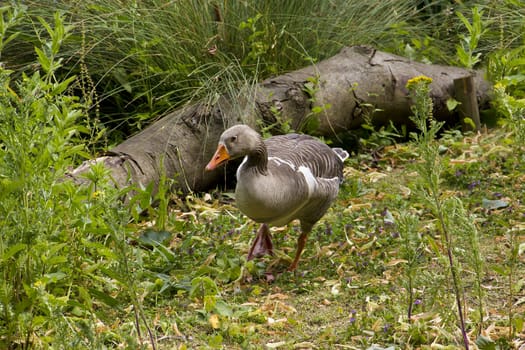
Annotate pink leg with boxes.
[288,226,311,271]
[247,224,274,260]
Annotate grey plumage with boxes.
[206,124,348,271]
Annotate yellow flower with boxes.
[406,75,433,90]
[91,190,104,199]
[493,82,505,91]
[34,280,45,288]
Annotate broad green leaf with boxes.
[463,117,476,130]
[190,276,219,298]
[77,285,93,310]
[154,243,177,263]
[491,264,508,276]
[138,229,171,247]
[88,288,121,308]
[446,98,460,111]
[42,272,67,283]
[50,75,77,96]
[207,334,223,348]
[475,335,496,350]
[204,295,217,312]
[34,47,50,72]
[2,243,27,261]
[46,243,68,257]
[81,238,118,260]
[37,16,53,38]
[214,299,233,317]
[45,255,68,267]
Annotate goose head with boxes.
[205,125,263,171]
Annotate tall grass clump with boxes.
[386,1,525,66]
[3,1,523,145]
[5,0,424,143]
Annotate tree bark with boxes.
[67,45,492,193]
[454,75,482,132]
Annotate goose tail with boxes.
[332,148,349,162]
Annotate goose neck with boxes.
[245,143,268,175]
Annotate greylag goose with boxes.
[205,125,348,271]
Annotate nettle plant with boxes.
[0,9,87,345]
[0,9,150,348]
[2,11,164,349]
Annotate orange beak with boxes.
[205,144,230,171]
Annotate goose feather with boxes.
[206,125,348,271]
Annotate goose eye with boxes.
[230,136,237,143]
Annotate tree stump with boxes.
[454,75,482,131]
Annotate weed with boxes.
[406,75,472,348]
[258,104,295,137]
[396,212,423,321]
[0,8,92,347]
[301,75,330,133]
[456,6,487,68]
[492,83,525,145]
[490,79,525,340]
[239,13,281,76]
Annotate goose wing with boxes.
[265,133,345,181]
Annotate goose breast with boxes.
[235,133,345,226]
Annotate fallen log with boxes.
[67,45,492,193]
